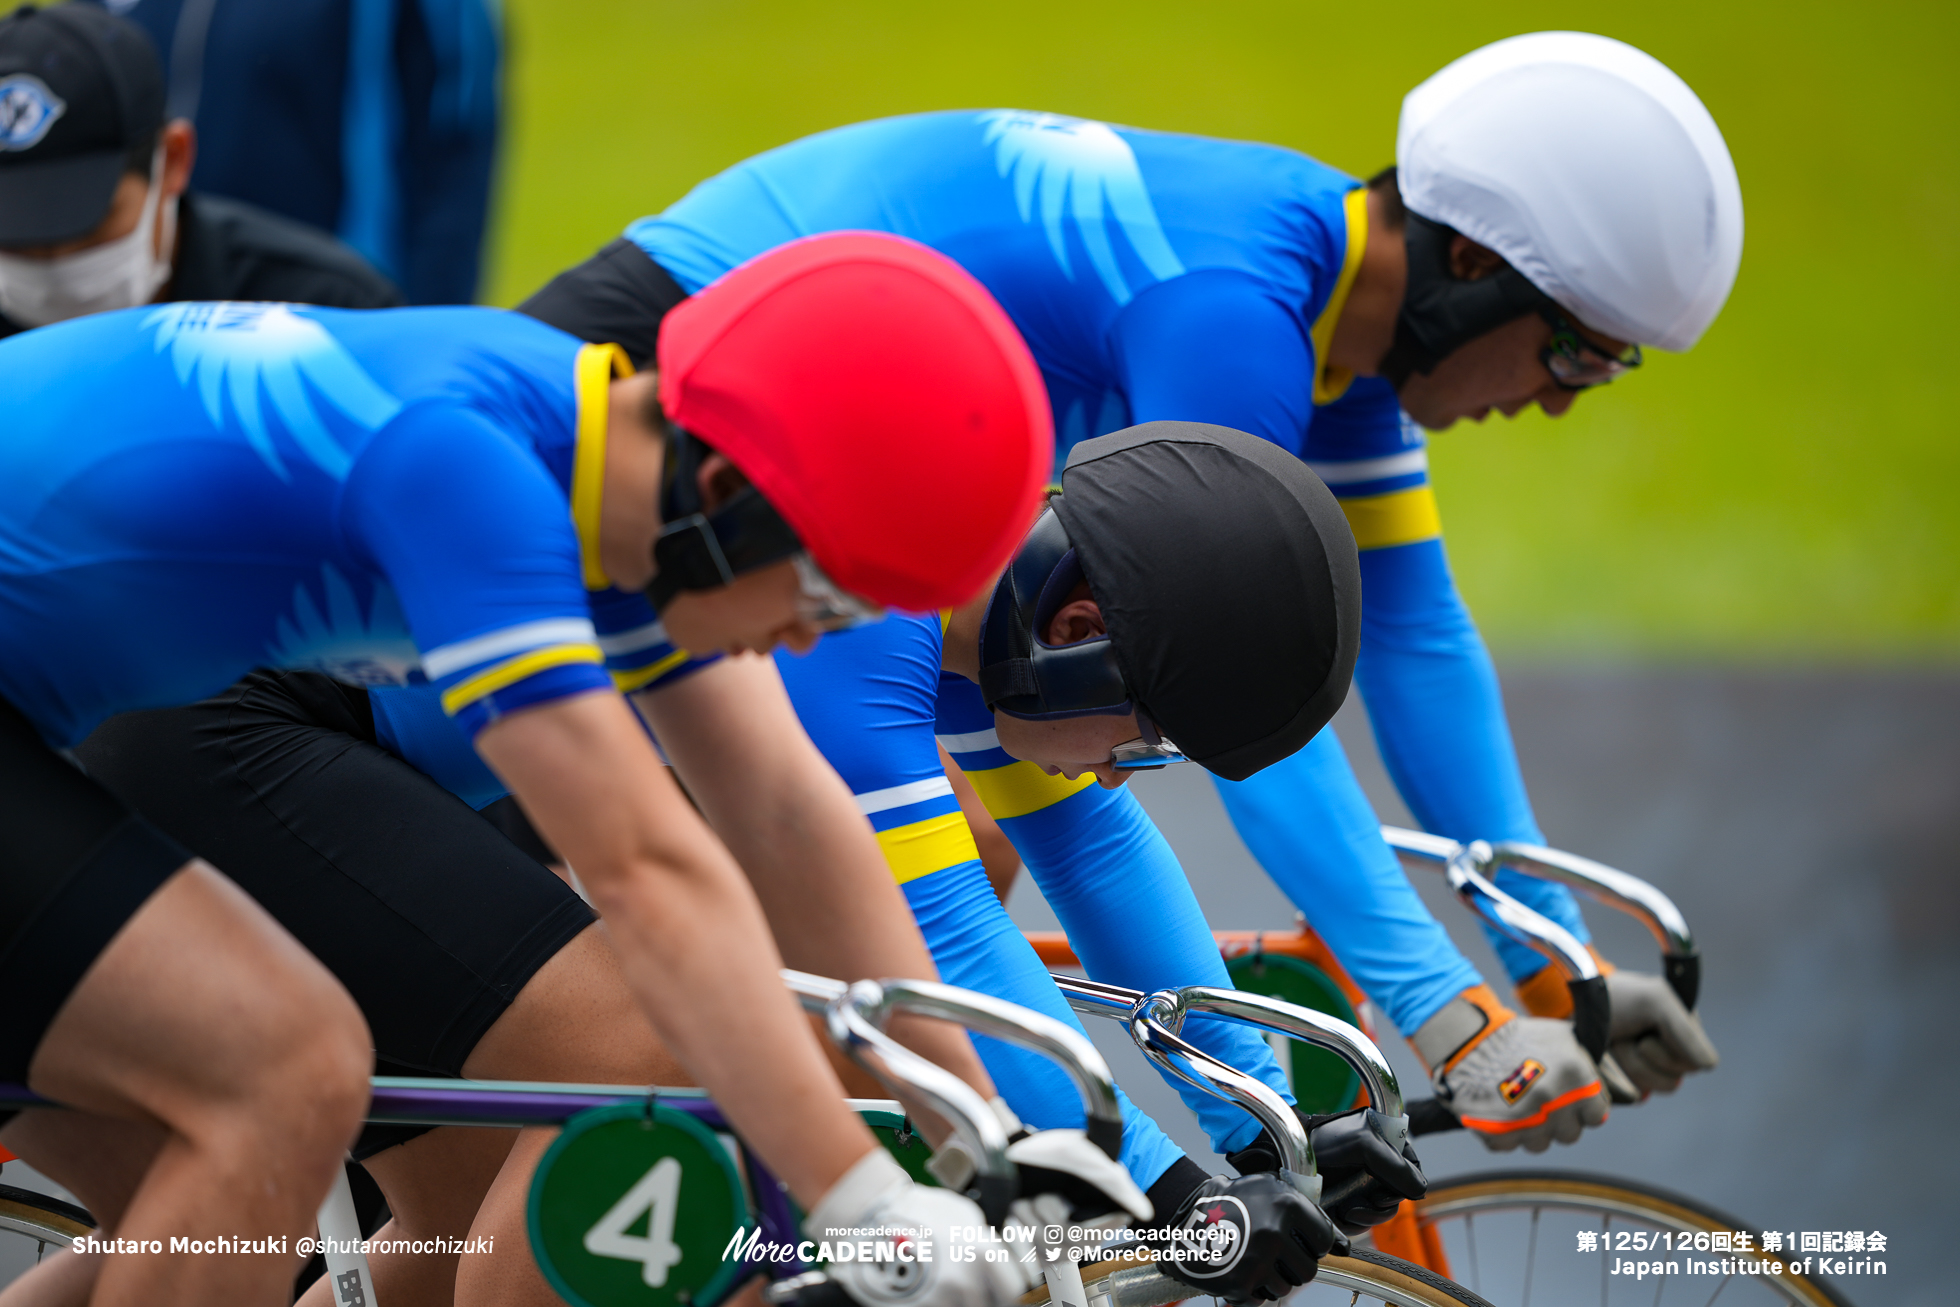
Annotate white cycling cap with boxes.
[1397,32,1743,351]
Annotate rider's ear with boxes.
[1043,596,1107,646]
[1448,235,1507,282]
[694,450,751,513]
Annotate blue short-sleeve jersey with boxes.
[0,302,664,748]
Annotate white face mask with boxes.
[0,147,177,328]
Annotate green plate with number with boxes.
[859,1107,937,1186]
[528,1103,749,1307]
[1226,953,1363,1114]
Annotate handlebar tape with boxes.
[1405,1099,1462,1136]
[1567,974,1610,1064]
[1663,952,1701,1012]
[1318,1169,1374,1209]
[1086,1115,1124,1162]
[975,1172,1017,1229]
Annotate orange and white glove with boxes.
[1411,985,1608,1154]
[1516,955,1719,1100]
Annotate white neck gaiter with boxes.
[0,147,177,328]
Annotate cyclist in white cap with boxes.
[519,31,1737,1157]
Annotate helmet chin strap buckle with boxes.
[644,424,804,612]
[657,513,737,588]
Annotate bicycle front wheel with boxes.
[0,1182,94,1282]
[1395,1171,1854,1307]
[1028,1248,1494,1307]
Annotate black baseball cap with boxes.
[0,3,164,245]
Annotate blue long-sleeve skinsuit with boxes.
[370,110,1599,1191]
[628,113,1595,1083]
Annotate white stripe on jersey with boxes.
[1306,449,1428,485]
[421,617,599,679]
[597,619,669,657]
[854,776,955,816]
[935,727,1001,754]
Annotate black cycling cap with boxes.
[0,3,164,246]
[1052,422,1360,782]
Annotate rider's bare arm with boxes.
[475,687,877,1207]
[634,654,1000,1135]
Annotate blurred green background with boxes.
[483,0,1958,657]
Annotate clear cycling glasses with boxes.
[1540,305,1642,391]
[792,553,884,632]
[1111,714,1187,770]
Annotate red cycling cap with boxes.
[656,231,1053,612]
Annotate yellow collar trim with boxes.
[1309,187,1371,407]
[572,342,634,591]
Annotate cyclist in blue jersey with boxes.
[522,31,1737,1155]
[0,233,1063,1307]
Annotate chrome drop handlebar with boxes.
[1381,825,1702,1012]
[1052,973,1410,1197]
[784,970,1015,1203]
[862,976,1124,1160]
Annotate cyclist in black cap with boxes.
[0,2,398,337]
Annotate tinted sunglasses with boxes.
[1540,305,1642,391]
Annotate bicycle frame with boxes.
[0,968,1118,1307]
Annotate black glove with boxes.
[1145,1158,1345,1303]
[1225,1107,1427,1236]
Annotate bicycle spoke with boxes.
[1698,1272,1733,1307]
[1464,1212,1480,1295]
[1600,1214,1610,1307]
[1521,1206,1539,1307]
[1652,1264,1667,1307]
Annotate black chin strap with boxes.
[977,507,1135,720]
[1381,214,1553,388]
[644,426,802,612]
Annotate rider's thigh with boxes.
[461,922,688,1084]
[27,861,370,1151]
[358,1124,518,1236]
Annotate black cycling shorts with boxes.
[0,695,191,1091]
[74,670,597,1157]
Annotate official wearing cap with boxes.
[0,2,399,337]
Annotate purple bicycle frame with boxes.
[0,1076,813,1280]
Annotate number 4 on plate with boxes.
[584,1157,685,1287]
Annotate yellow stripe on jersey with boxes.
[1339,485,1442,550]
[963,760,1097,820]
[572,342,634,591]
[613,648,691,695]
[440,643,605,715]
[1309,187,1371,408]
[877,812,982,885]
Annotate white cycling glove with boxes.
[1413,985,1607,1154]
[1604,970,1720,1097]
[1516,959,1720,1100]
[807,1150,1028,1307]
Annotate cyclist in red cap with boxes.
[0,233,1073,1307]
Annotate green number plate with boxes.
[528,1103,748,1307]
[1225,953,1363,1115]
[859,1108,937,1186]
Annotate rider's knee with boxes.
[227,970,370,1146]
